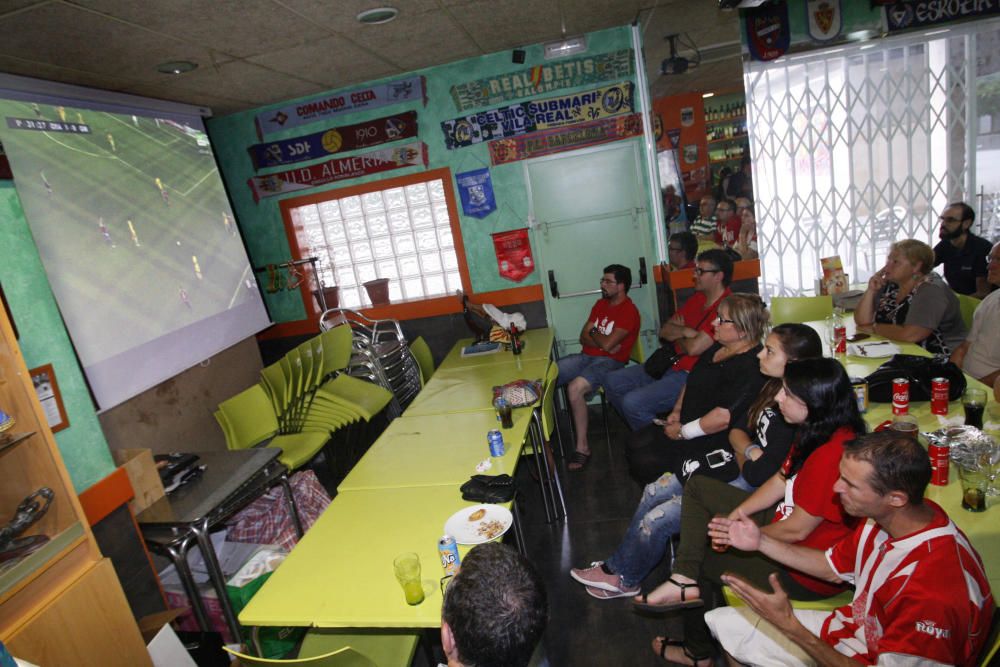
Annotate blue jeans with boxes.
[556,353,623,392]
[606,473,754,588]
[603,364,688,430]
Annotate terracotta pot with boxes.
[312,286,339,311]
[363,278,391,305]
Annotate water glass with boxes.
[393,552,425,605]
[958,465,988,512]
[963,388,986,429]
[889,414,919,438]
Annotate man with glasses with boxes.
[713,198,742,248]
[933,201,993,297]
[667,232,698,270]
[604,249,733,431]
[557,264,640,471]
[951,241,1000,400]
[690,195,717,242]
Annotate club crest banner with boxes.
[746,0,790,62]
[455,168,496,218]
[254,76,425,139]
[488,114,643,166]
[492,228,535,282]
[450,49,634,112]
[248,111,418,170]
[441,82,634,149]
[247,142,426,202]
[806,0,841,42]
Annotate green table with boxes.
[337,410,532,492]
[404,358,550,417]
[437,327,554,370]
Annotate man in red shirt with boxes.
[708,432,994,667]
[557,264,640,471]
[713,198,742,248]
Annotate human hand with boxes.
[867,269,887,292]
[720,572,798,634]
[665,422,683,440]
[717,509,760,551]
[665,412,681,426]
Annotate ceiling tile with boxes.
[245,35,400,89]
[559,0,641,37]
[277,0,442,31]
[448,0,565,53]
[117,82,254,116]
[0,54,139,93]
[350,9,481,71]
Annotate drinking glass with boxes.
[963,388,986,429]
[958,464,988,512]
[393,552,424,605]
[980,437,1000,498]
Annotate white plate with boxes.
[847,341,900,358]
[444,504,513,545]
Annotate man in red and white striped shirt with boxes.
[705,431,994,666]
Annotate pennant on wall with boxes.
[450,50,634,112]
[488,114,643,166]
[246,142,427,202]
[254,76,426,139]
[666,128,681,149]
[745,0,790,62]
[247,111,418,170]
[455,168,497,218]
[492,228,535,283]
[806,0,841,43]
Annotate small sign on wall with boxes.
[30,363,69,433]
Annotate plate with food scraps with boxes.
[444,504,513,545]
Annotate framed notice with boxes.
[29,363,68,433]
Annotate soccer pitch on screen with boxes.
[0,94,270,409]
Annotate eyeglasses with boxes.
[693,268,721,276]
[599,278,618,285]
[715,315,736,324]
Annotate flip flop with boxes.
[567,450,591,472]
[652,637,711,666]
[632,577,704,613]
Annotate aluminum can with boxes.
[833,325,847,354]
[438,534,461,576]
[850,377,868,414]
[931,377,949,416]
[487,429,505,457]
[928,441,950,486]
[891,378,909,415]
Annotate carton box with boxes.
[112,448,166,514]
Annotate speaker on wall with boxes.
[512,49,526,64]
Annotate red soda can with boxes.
[833,326,847,354]
[891,378,909,415]
[931,377,949,416]
[928,441,950,486]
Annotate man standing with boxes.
[441,543,547,667]
[604,249,732,430]
[557,264,640,471]
[952,241,1000,397]
[934,201,993,297]
[690,196,717,241]
[705,432,994,667]
[713,198,741,248]
[666,232,698,271]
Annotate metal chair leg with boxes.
[529,412,554,523]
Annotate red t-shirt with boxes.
[671,289,730,372]
[772,427,856,595]
[714,216,742,247]
[823,502,993,666]
[582,296,640,363]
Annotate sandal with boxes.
[632,577,704,613]
[567,450,591,472]
[652,637,711,666]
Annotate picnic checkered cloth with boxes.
[226,470,331,550]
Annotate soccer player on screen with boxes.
[98,217,115,248]
[127,220,140,247]
[40,171,52,196]
[106,133,116,152]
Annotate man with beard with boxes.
[556,264,640,471]
[933,202,993,297]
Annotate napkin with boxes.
[483,303,527,332]
[847,341,901,358]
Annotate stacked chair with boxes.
[319,309,422,417]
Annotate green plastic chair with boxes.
[956,292,981,331]
[224,628,419,666]
[528,361,566,521]
[409,336,434,385]
[769,295,833,324]
[316,326,394,422]
[722,585,852,612]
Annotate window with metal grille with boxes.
[281,168,465,309]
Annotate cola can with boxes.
[928,441,950,486]
[438,534,461,576]
[833,325,847,354]
[931,377,949,416]
[891,378,909,416]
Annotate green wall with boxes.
[207,25,649,323]
[0,182,115,492]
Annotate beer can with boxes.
[487,429,505,457]
[928,441,950,486]
[891,378,909,416]
[850,377,868,414]
[438,534,461,576]
[833,325,847,354]
[931,377,949,416]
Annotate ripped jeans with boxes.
[605,473,753,588]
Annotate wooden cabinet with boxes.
[0,308,149,665]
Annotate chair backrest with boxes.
[320,324,355,376]
[222,645,376,667]
[409,336,434,385]
[956,292,981,331]
[979,609,1000,667]
[541,361,559,439]
[216,384,279,449]
[769,295,833,324]
[261,361,290,418]
[629,334,644,364]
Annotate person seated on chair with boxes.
[603,250,732,432]
[734,198,758,260]
[667,232,698,271]
[934,201,994,298]
[854,239,967,356]
[633,358,865,666]
[952,241,1000,392]
[713,198,742,249]
[689,196,717,241]
[569,322,821,601]
[441,542,548,667]
[705,431,994,667]
[556,264,640,471]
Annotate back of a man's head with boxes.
[844,431,931,505]
[442,543,547,667]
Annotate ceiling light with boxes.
[357,7,398,24]
[156,61,198,75]
[702,92,715,98]
[544,35,587,59]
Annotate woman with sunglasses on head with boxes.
[636,358,866,666]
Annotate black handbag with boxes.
[460,474,515,503]
[643,347,682,380]
[864,354,967,403]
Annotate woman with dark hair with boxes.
[635,358,866,666]
[569,323,822,600]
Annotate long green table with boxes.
[437,328,554,370]
[404,358,550,416]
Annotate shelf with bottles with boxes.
[708,144,748,163]
[705,119,747,143]
[707,133,748,146]
[704,101,746,124]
